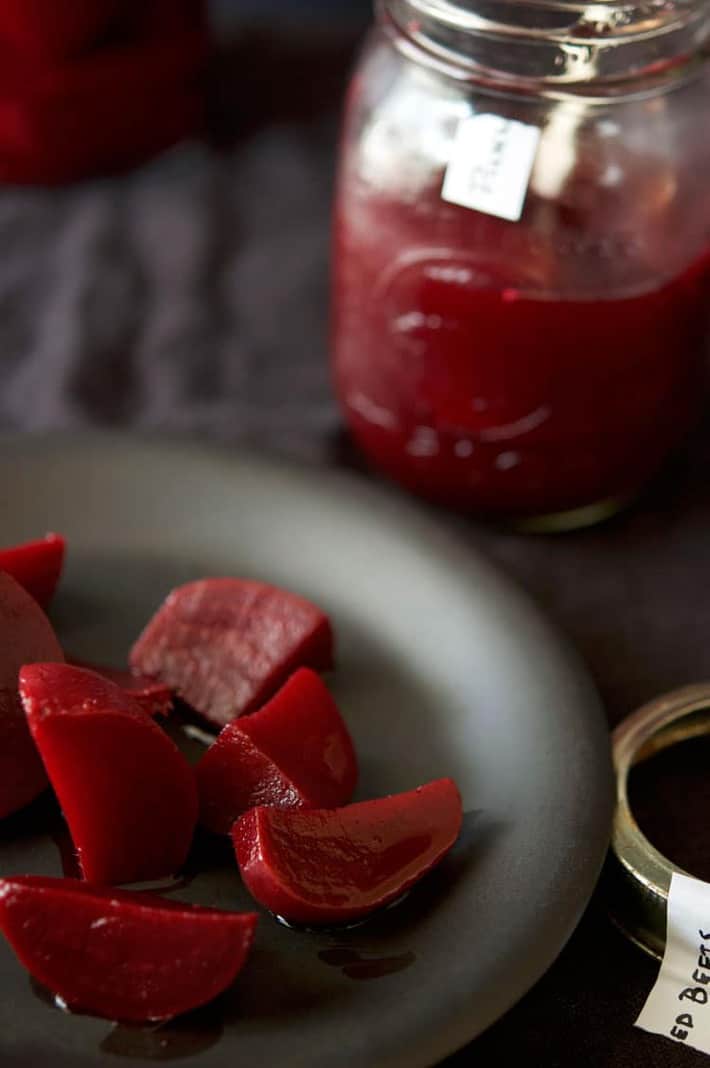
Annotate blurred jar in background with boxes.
[0,0,209,184]
[333,0,710,530]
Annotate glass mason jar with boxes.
[332,0,710,529]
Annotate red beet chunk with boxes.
[130,578,334,728]
[0,533,65,608]
[233,779,463,926]
[0,700,51,822]
[19,664,198,885]
[0,572,64,820]
[106,674,173,718]
[0,876,257,1022]
[67,658,173,717]
[197,668,357,834]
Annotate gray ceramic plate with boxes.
[0,434,613,1068]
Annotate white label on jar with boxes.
[636,872,710,1055]
[442,114,541,222]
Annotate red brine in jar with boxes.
[332,7,710,525]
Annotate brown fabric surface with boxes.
[0,25,708,1067]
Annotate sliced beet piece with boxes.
[0,533,65,608]
[0,703,52,822]
[130,578,334,728]
[67,658,173,717]
[19,663,198,885]
[0,571,64,821]
[232,779,463,926]
[0,876,257,1022]
[197,668,358,834]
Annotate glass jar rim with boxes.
[382,0,710,85]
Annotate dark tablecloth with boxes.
[1,25,708,1068]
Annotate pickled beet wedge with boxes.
[67,658,173,717]
[19,664,198,885]
[197,668,357,834]
[0,533,65,608]
[130,578,334,728]
[0,877,257,1022]
[232,779,463,925]
[0,571,64,821]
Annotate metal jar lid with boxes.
[606,683,710,960]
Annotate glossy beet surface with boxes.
[130,579,334,728]
[0,572,64,821]
[0,876,257,1022]
[0,533,65,608]
[197,669,357,834]
[233,779,463,925]
[67,659,173,717]
[19,664,197,885]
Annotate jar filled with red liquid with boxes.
[332,0,710,529]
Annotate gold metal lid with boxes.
[606,683,710,960]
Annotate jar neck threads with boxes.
[380,0,710,87]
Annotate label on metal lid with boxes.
[637,871,710,1055]
[441,113,540,223]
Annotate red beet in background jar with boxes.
[332,0,710,530]
[0,1,208,185]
